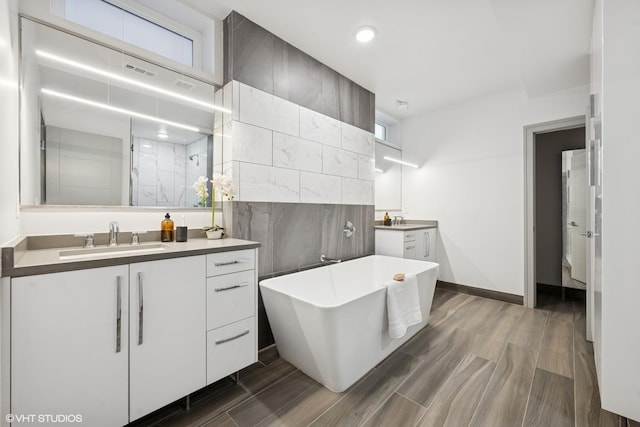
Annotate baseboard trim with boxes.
[437,280,524,305]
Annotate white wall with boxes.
[401,85,588,295]
[599,0,640,421]
[0,0,19,247]
[0,1,19,423]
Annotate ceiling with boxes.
[180,0,594,120]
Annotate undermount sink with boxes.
[59,243,169,260]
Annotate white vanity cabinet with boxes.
[375,226,438,263]
[11,257,207,425]
[205,249,257,385]
[129,256,206,421]
[12,265,130,427]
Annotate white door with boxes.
[568,150,588,283]
[129,256,206,421]
[12,266,129,427]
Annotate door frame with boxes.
[524,115,586,308]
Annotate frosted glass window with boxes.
[375,123,387,141]
[64,0,193,67]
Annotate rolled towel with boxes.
[386,274,422,339]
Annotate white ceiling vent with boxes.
[124,63,156,77]
[173,79,196,90]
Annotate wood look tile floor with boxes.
[129,289,622,427]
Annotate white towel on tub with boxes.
[386,274,422,339]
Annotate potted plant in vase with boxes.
[192,174,234,239]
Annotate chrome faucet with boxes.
[108,222,120,247]
[320,254,341,263]
[393,216,404,226]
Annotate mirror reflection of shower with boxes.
[189,153,200,166]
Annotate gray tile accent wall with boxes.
[229,201,374,349]
[231,201,374,277]
[224,11,375,133]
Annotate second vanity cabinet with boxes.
[10,247,258,426]
[375,226,438,263]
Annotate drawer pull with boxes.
[214,259,245,267]
[215,329,250,345]
[215,282,249,292]
[406,246,415,250]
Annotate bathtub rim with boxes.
[259,255,439,310]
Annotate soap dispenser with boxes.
[384,212,391,226]
[161,213,174,242]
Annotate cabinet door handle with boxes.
[425,232,430,258]
[115,276,122,353]
[214,282,249,292]
[137,272,144,346]
[215,329,250,345]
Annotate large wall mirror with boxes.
[20,18,223,208]
[374,141,402,211]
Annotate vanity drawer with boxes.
[206,249,255,277]
[207,270,255,330]
[403,232,417,242]
[206,317,256,385]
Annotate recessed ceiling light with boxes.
[355,26,376,43]
[157,132,168,139]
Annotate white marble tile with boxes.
[222,161,239,201]
[239,163,299,203]
[342,178,374,205]
[342,123,374,156]
[223,81,237,125]
[213,126,223,166]
[358,154,375,181]
[138,185,157,206]
[273,132,322,173]
[322,145,358,178]
[221,122,233,165]
[174,186,186,207]
[138,151,157,186]
[231,120,273,165]
[300,172,342,204]
[139,138,157,154]
[299,107,341,148]
[157,171,175,204]
[239,82,299,137]
[157,142,175,172]
[214,88,224,129]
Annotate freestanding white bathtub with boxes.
[259,255,438,392]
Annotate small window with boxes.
[375,123,387,141]
[64,0,194,67]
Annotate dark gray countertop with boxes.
[374,220,438,231]
[2,236,260,277]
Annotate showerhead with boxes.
[189,153,199,166]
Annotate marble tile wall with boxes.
[224,11,375,133]
[221,81,375,205]
[131,136,209,207]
